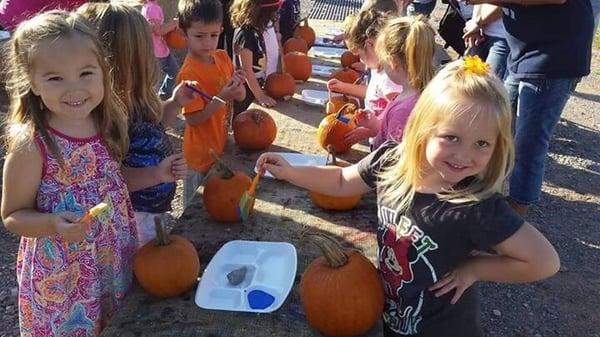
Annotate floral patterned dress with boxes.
[16,127,138,337]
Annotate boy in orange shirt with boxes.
[177,0,246,207]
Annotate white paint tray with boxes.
[308,46,347,59]
[312,64,339,78]
[314,36,346,49]
[195,240,297,313]
[255,152,328,178]
[301,89,342,107]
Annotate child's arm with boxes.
[327,79,367,98]
[238,47,276,107]
[256,153,372,196]
[161,80,202,128]
[184,77,244,125]
[430,222,559,304]
[1,145,85,241]
[122,153,187,192]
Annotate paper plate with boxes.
[313,36,346,49]
[312,64,339,78]
[195,240,297,313]
[308,46,347,59]
[255,152,328,178]
[301,89,342,107]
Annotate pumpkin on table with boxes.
[300,233,384,337]
[264,49,296,100]
[294,18,316,48]
[203,151,252,222]
[133,216,200,298]
[317,103,357,154]
[310,148,362,211]
[340,51,361,68]
[233,108,277,151]
[165,29,187,49]
[283,51,312,82]
[331,68,360,84]
[283,37,309,54]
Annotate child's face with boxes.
[30,36,104,122]
[185,21,223,58]
[357,39,379,69]
[424,108,498,188]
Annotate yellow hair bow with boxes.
[463,55,489,76]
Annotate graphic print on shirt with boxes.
[377,205,439,335]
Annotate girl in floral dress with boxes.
[1,10,137,336]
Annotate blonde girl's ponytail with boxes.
[403,15,435,92]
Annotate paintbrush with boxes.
[79,202,109,229]
[185,83,214,102]
[238,170,263,221]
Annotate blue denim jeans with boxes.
[157,54,179,100]
[475,36,509,81]
[505,74,576,205]
[407,0,437,17]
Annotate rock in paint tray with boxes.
[195,240,297,313]
[254,152,328,178]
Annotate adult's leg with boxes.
[158,54,179,100]
[484,36,509,81]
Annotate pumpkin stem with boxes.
[209,149,234,179]
[307,233,348,268]
[154,216,171,246]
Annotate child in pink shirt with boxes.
[141,0,179,99]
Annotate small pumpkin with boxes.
[317,103,357,154]
[283,52,312,82]
[310,148,362,211]
[331,68,360,84]
[203,151,252,222]
[283,37,308,54]
[325,93,360,115]
[294,18,316,48]
[264,51,296,100]
[340,51,361,68]
[165,29,187,49]
[133,216,200,298]
[233,109,277,150]
[300,233,384,337]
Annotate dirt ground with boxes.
[0,2,599,337]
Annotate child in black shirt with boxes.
[256,57,560,336]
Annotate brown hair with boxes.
[344,8,393,53]
[230,0,278,32]
[3,10,129,162]
[78,3,162,123]
[178,0,223,32]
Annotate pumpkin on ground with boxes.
[340,51,361,68]
[264,51,296,100]
[317,103,357,154]
[283,52,312,82]
[203,151,252,222]
[310,148,362,211]
[331,68,360,84]
[133,216,200,298]
[233,109,277,150]
[165,29,187,49]
[294,18,316,48]
[300,234,384,337]
[283,37,308,54]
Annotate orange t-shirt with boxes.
[177,50,234,172]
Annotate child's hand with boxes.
[350,61,366,73]
[53,212,87,243]
[256,153,291,180]
[219,78,241,101]
[344,127,374,145]
[257,93,276,108]
[429,263,478,304]
[232,69,247,83]
[355,109,378,130]
[157,153,187,183]
[173,80,202,106]
[327,79,347,93]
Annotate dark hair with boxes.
[178,0,223,32]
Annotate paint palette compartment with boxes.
[254,152,328,178]
[308,46,347,59]
[312,64,339,78]
[195,240,297,313]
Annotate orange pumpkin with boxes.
[283,52,312,82]
[233,109,277,150]
[294,18,316,48]
[133,216,200,298]
[203,152,252,222]
[300,234,384,337]
[317,103,357,154]
[310,150,362,211]
[340,51,361,68]
[283,37,308,54]
[325,95,360,115]
[264,51,296,100]
[331,68,360,84]
[165,29,187,49]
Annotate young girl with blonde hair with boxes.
[78,2,192,246]
[257,56,559,336]
[1,10,138,335]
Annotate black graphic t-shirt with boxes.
[233,27,266,79]
[356,141,524,337]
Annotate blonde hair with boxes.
[378,59,514,213]
[375,15,435,92]
[344,8,394,53]
[78,3,162,123]
[230,0,278,31]
[3,10,129,162]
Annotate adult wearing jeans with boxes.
[406,0,437,16]
[465,0,593,215]
[463,4,509,80]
